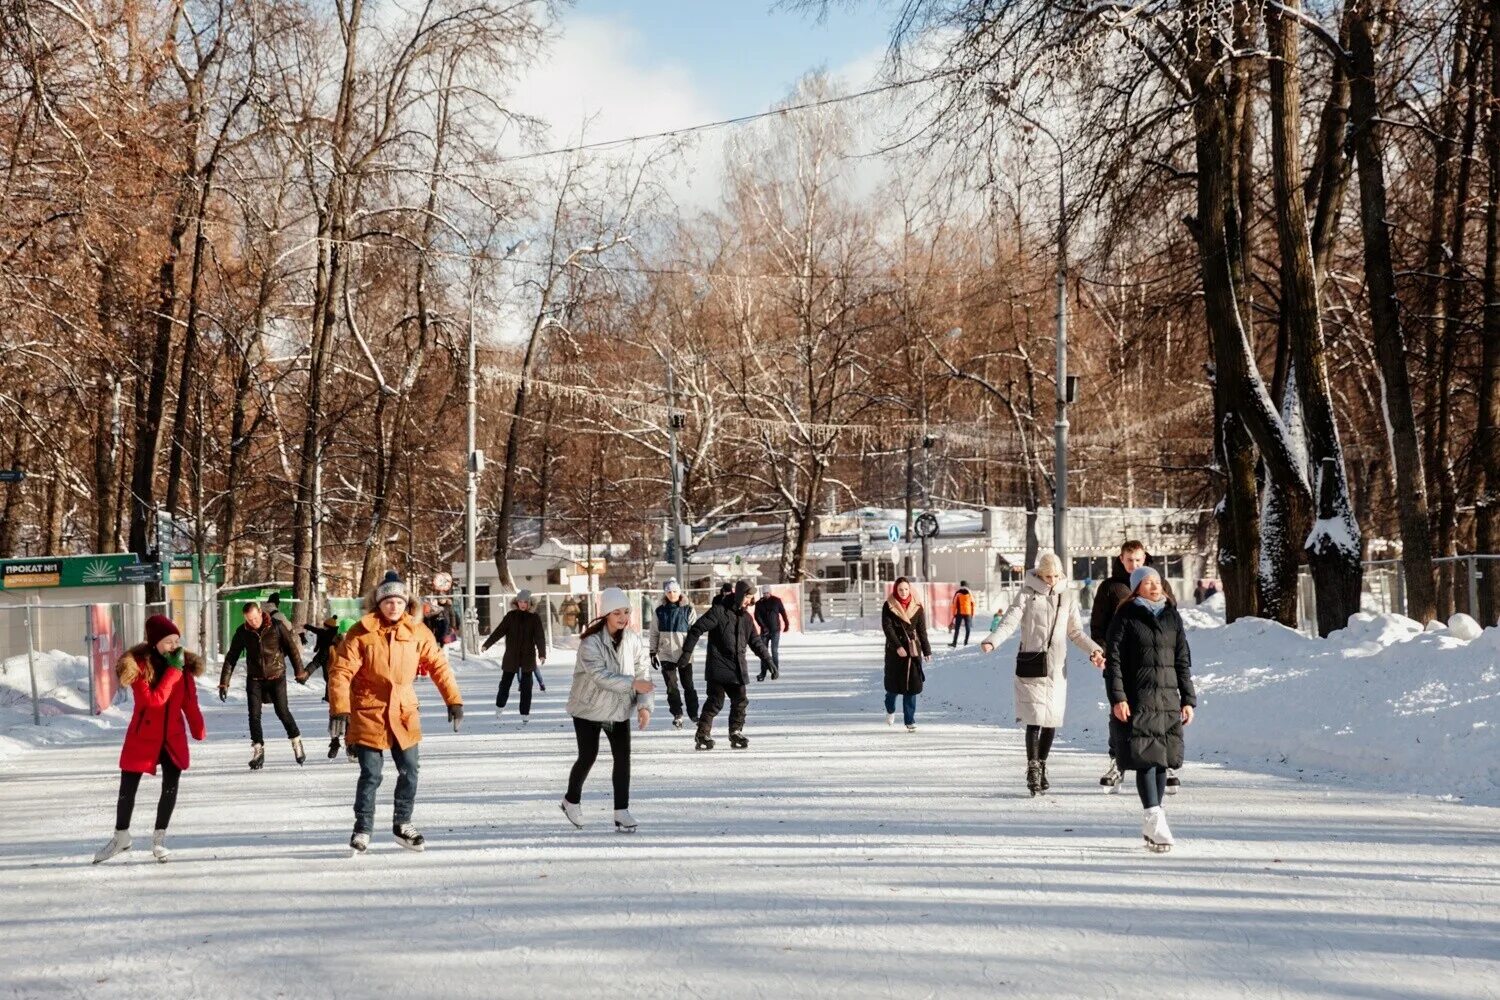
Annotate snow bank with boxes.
[933,610,1500,805]
[0,650,132,762]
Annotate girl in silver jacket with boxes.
[560,587,655,832]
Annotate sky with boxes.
[507,0,897,208]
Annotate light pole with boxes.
[464,272,482,657]
[665,350,686,587]
[994,98,1071,572]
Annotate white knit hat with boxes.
[374,570,407,603]
[598,587,630,616]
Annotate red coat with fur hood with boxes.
[117,644,206,774]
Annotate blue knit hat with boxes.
[664,578,681,594]
[1129,565,1161,592]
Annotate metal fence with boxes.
[0,599,164,724]
[1337,554,1497,627]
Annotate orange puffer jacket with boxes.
[328,612,462,751]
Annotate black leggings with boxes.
[1025,725,1056,762]
[1136,766,1168,809]
[115,748,182,831]
[566,718,631,810]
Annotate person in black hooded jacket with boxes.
[1104,565,1196,852]
[674,581,773,751]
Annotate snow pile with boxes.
[0,650,131,762]
[935,610,1500,805]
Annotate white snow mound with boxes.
[1447,613,1482,641]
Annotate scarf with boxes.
[1134,595,1168,617]
[886,595,921,624]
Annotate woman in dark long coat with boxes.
[1104,566,1197,853]
[881,577,931,732]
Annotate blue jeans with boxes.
[884,692,916,726]
[353,743,420,832]
[764,631,782,669]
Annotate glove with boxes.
[768,662,780,681]
[650,654,660,671]
[329,714,348,739]
[295,671,309,685]
[327,737,342,759]
[447,703,464,732]
[218,685,228,702]
[164,649,185,671]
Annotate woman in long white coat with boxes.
[981,553,1104,796]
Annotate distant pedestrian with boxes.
[482,589,547,725]
[753,586,790,677]
[882,577,931,732]
[950,580,975,647]
[92,615,206,864]
[980,554,1103,796]
[809,584,826,623]
[560,587,654,833]
[1104,565,1196,853]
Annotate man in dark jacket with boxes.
[301,615,342,702]
[219,601,309,769]
[482,589,547,724]
[1090,540,1177,788]
[675,581,774,751]
[753,587,790,675]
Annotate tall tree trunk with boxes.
[1477,8,1500,625]
[1348,0,1438,622]
[1187,0,1312,625]
[293,0,364,623]
[1268,0,1363,635]
[128,207,189,558]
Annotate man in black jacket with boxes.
[753,587,790,676]
[219,601,309,769]
[675,581,774,751]
[1090,540,1177,790]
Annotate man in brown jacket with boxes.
[329,570,463,855]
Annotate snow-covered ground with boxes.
[2,628,1498,998]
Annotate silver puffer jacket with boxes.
[567,626,655,723]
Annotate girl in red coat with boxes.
[93,615,206,864]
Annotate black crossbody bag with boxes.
[1015,593,1060,679]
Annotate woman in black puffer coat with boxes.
[1104,565,1196,852]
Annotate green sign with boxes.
[164,553,225,586]
[0,553,146,590]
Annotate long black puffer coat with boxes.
[882,599,931,695]
[1103,600,1196,770]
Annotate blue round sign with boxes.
[886,524,901,543]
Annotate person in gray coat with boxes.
[560,587,654,833]
[981,553,1104,796]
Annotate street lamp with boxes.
[989,88,1071,572]
[665,350,686,588]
